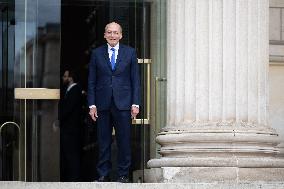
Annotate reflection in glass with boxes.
[0,1,18,181]
[14,0,61,181]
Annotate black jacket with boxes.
[59,84,83,133]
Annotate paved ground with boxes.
[1,181,284,189]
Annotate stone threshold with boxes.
[1,181,284,189]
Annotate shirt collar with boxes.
[107,43,119,51]
[66,83,77,92]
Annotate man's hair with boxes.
[67,70,79,83]
[105,22,122,33]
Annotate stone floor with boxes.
[1,182,284,189]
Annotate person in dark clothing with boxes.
[88,22,140,183]
[59,70,83,181]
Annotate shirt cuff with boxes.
[89,105,96,109]
[132,104,139,109]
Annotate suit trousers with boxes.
[60,130,81,181]
[96,98,131,177]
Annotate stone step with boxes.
[1,181,284,189]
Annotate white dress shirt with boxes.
[107,43,119,63]
[66,83,77,94]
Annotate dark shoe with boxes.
[116,176,129,183]
[95,176,110,182]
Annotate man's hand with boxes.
[89,107,98,122]
[131,106,139,119]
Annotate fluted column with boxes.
[167,0,270,129]
[148,0,284,182]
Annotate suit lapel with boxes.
[102,44,126,72]
[114,45,126,72]
[102,44,112,71]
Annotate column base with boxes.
[277,143,284,157]
[148,126,284,182]
[148,156,284,168]
[145,167,284,183]
[155,127,281,157]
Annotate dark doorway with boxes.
[61,0,150,182]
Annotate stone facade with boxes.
[269,0,284,156]
[148,0,284,183]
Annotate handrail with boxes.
[0,121,21,180]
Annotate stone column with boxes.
[148,0,284,183]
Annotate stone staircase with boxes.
[1,182,284,189]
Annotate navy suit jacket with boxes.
[88,44,140,111]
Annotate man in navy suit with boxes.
[88,22,140,183]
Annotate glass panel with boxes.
[14,0,61,181]
[1,0,166,182]
[0,0,18,181]
[149,0,167,160]
[61,0,167,183]
[61,0,154,182]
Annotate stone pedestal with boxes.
[148,0,284,183]
[146,167,284,183]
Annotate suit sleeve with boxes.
[88,50,97,107]
[130,49,141,106]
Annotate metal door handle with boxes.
[0,122,21,180]
[14,88,60,99]
[132,59,152,125]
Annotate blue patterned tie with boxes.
[110,48,115,70]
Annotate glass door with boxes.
[0,0,166,182]
[61,0,152,182]
[15,0,61,181]
[61,0,167,183]
[1,0,61,181]
[0,0,18,181]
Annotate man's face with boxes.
[104,23,122,47]
[62,71,70,85]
